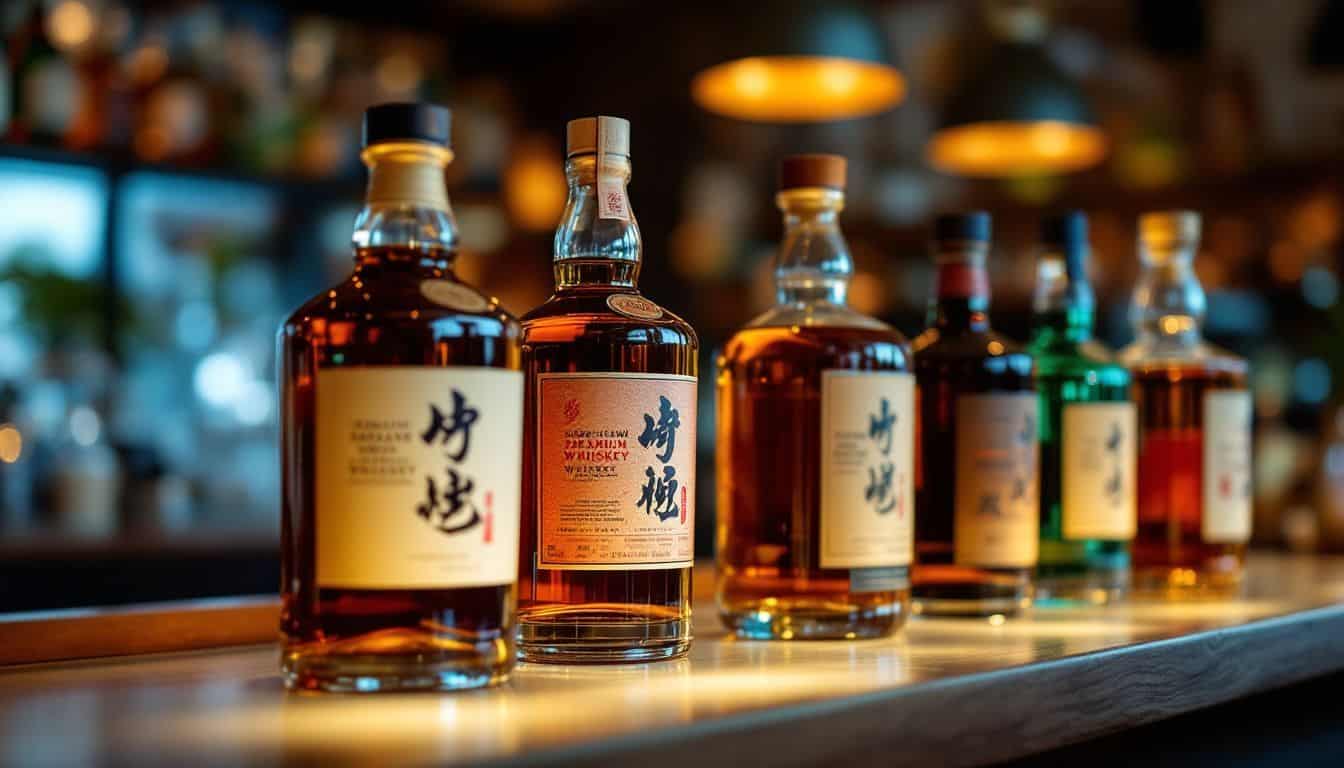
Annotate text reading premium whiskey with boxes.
[912,212,1037,617]
[717,154,913,639]
[518,116,698,662]
[1120,211,1251,596]
[1029,212,1134,604]
[279,103,522,691]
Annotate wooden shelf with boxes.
[0,553,1342,766]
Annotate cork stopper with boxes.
[566,116,630,157]
[1139,210,1201,250]
[779,154,847,191]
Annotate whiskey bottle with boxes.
[518,116,698,662]
[717,154,913,640]
[1029,212,1134,604]
[1120,211,1251,595]
[912,212,1037,616]
[279,103,523,691]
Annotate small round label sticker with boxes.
[420,280,490,313]
[606,293,664,321]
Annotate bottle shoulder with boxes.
[1118,333,1248,375]
[280,271,520,340]
[1029,337,1128,379]
[720,323,912,372]
[520,290,698,350]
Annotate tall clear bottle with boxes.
[1029,212,1134,604]
[912,213,1037,616]
[717,155,913,640]
[518,116,698,662]
[279,103,522,692]
[1120,211,1251,595]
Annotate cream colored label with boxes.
[315,367,522,589]
[819,371,914,569]
[954,393,1039,568]
[1202,390,1252,543]
[420,280,489,312]
[1062,402,1137,540]
[597,174,630,221]
[536,373,696,570]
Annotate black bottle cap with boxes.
[933,211,992,243]
[362,102,451,148]
[1042,210,1089,280]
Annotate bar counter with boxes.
[3,553,1344,767]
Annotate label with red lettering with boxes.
[536,372,696,570]
[954,393,1039,568]
[1203,390,1252,542]
[315,367,522,589]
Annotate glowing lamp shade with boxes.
[928,42,1107,177]
[691,4,903,123]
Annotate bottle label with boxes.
[1202,390,1252,542]
[607,293,665,321]
[819,371,914,569]
[315,367,522,589]
[536,372,696,570]
[1061,402,1137,540]
[597,174,631,221]
[954,393,1039,568]
[420,280,490,313]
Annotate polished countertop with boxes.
[3,554,1344,767]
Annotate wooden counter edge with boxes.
[0,597,280,666]
[494,603,1344,768]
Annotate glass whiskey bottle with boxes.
[518,116,698,662]
[279,103,523,691]
[717,154,913,640]
[1119,211,1251,596]
[912,212,1037,617]
[1029,212,1134,604]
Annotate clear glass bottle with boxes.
[717,155,913,640]
[518,116,698,663]
[279,103,522,692]
[912,212,1037,616]
[1120,211,1251,596]
[1029,212,1134,604]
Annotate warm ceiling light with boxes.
[46,0,95,52]
[692,56,904,123]
[928,120,1107,176]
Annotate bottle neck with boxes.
[1129,241,1205,344]
[1031,252,1094,344]
[774,188,850,306]
[928,242,991,332]
[553,154,640,291]
[352,141,458,272]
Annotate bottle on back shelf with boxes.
[716,154,914,640]
[912,212,1037,617]
[1029,211,1134,604]
[1119,210,1251,596]
[279,102,523,692]
[517,116,698,663]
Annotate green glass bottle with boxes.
[1030,212,1135,604]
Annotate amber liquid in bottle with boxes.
[717,171,912,640]
[517,120,697,662]
[1130,364,1249,593]
[912,215,1036,617]
[280,121,521,691]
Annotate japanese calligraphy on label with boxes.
[536,372,696,570]
[315,367,522,589]
[819,371,914,569]
[954,393,1039,568]
[1062,402,1136,541]
[1202,390,1252,543]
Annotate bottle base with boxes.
[1033,572,1129,606]
[718,595,907,640]
[282,652,512,693]
[517,613,691,664]
[911,565,1033,617]
[1130,565,1245,599]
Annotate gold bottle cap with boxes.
[566,116,630,157]
[1139,210,1201,249]
[779,154,847,191]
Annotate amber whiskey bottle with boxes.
[1119,211,1250,596]
[279,103,522,691]
[717,154,913,640]
[912,212,1037,617]
[518,116,698,662]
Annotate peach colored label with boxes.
[536,373,696,570]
